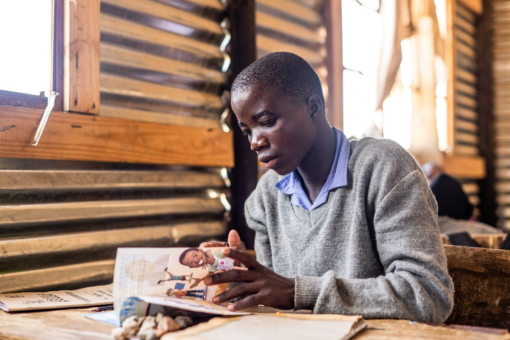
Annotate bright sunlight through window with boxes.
[341,0,381,139]
[0,1,53,96]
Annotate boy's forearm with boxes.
[295,269,453,323]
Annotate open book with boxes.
[114,247,249,323]
[0,285,113,312]
[0,247,238,316]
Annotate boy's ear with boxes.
[307,95,322,121]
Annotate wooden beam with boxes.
[0,198,224,227]
[0,106,234,167]
[477,0,497,226]
[458,0,483,15]
[0,222,224,260]
[324,0,343,130]
[64,0,100,114]
[442,155,485,179]
[0,260,114,294]
[228,0,259,250]
[0,169,224,191]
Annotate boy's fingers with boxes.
[204,269,257,285]
[223,248,259,269]
[213,282,259,304]
[227,230,246,251]
[199,241,228,248]
[227,294,263,311]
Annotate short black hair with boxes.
[179,248,198,265]
[232,52,324,105]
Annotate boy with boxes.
[202,52,453,323]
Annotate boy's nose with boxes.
[250,132,268,152]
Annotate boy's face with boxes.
[181,249,207,268]
[232,85,317,176]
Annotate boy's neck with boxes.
[297,124,336,203]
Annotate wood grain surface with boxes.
[64,0,100,114]
[445,245,510,329]
[0,106,233,167]
[0,308,508,340]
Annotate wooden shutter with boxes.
[255,0,328,104]
[0,0,232,293]
[445,0,484,214]
[99,0,229,128]
[451,2,480,157]
[493,0,510,228]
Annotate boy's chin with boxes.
[272,166,296,176]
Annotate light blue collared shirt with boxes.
[274,128,350,211]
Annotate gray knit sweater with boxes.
[245,138,454,323]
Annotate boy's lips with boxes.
[259,155,278,168]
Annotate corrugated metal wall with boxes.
[0,159,230,293]
[255,0,328,102]
[454,2,480,157]
[493,0,510,229]
[99,0,230,129]
[0,0,232,293]
[453,1,481,213]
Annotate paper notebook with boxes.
[161,314,367,340]
[0,285,113,312]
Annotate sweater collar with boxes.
[275,128,350,211]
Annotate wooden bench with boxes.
[445,245,510,329]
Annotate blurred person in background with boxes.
[421,162,498,234]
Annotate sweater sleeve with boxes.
[294,170,454,323]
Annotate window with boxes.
[0,0,62,110]
[341,0,381,139]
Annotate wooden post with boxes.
[64,0,100,114]
[476,0,497,227]
[228,0,258,249]
[324,0,343,130]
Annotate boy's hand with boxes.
[200,230,246,251]
[204,248,295,311]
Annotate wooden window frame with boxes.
[0,0,233,168]
[324,0,343,130]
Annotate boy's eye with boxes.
[261,118,276,127]
[242,129,251,136]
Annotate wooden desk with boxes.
[0,308,509,340]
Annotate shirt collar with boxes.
[275,128,350,210]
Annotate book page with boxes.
[0,284,113,312]
[139,295,249,316]
[163,314,367,340]
[113,247,235,319]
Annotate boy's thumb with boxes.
[228,230,242,249]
